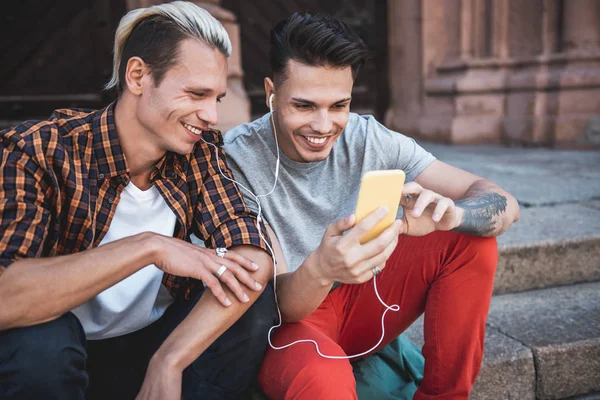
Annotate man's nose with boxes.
[311,110,332,134]
[197,102,219,127]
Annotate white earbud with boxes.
[269,93,275,112]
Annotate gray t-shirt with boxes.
[224,113,436,273]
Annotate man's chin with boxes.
[167,142,196,156]
[298,150,331,163]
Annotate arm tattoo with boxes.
[452,192,508,236]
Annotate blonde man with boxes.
[0,2,275,399]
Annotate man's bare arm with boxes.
[259,225,332,323]
[0,234,264,331]
[146,244,273,370]
[0,233,156,330]
[452,180,516,236]
[414,160,520,236]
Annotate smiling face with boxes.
[266,60,354,163]
[135,38,228,155]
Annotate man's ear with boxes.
[124,56,148,96]
[264,77,276,110]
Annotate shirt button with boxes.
[108,197,114,204]
[98,173,105,179]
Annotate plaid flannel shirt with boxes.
[0,102,270,300]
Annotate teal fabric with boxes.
[353,334,424,399]
[250,334,424,399]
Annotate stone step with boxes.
[423,142,600,295]
[568,394,600,400]
[405,281,600,400]
[494,201,600,294]
[423,143,600,208]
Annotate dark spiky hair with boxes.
[270,12,370,85]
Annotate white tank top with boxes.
[72,182,176,340]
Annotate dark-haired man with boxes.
[0,2,276,399]
[224,12,520,399]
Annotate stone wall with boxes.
[386,0,600,147]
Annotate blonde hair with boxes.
[105,0,231,91]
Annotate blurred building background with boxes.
[2,2,599,399]
[2,0,600,148]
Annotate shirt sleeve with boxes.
[223,154,260,216]
[0,137,52,273]
[191,132,270,252]
[363,115,436,182]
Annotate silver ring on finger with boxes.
[216,247,228,258]
[215,265,227,279]
[372,266,382,277]
[403,193,412,206]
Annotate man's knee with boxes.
[0,312,87,398]
[468,235,498,278]
[262,358,357,399]
[297,360,356,398]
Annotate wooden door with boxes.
[0,0,126,128]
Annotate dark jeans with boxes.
[0,283,277,400]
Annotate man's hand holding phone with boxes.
[306,170,462,287]
[307,207,404,287]
[306,170,406,286]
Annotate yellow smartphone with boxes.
[354,170,406,244]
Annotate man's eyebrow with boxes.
[333,97,352,104]
[187,86,212,93]
[291,97,352,106]
[186,87,227,98]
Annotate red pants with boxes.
[259,231,498,399]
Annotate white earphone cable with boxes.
[198,95,399,359]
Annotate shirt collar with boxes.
[152,152,182,182]
[92,102,129,180]
[150,129,223,182]
[92,103,224,182]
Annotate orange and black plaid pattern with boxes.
[0,103,270,300]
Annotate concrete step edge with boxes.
[405,282,600,400]
[494,235,600,294]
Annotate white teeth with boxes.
[306,136,327,144]
[183,122,203,135]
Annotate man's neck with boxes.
[270,113,301,162]
[114,96,165,189]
